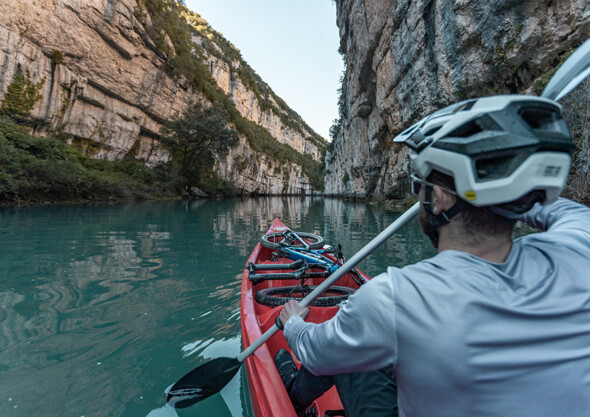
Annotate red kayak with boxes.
[240,218,370,417]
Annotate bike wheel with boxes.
[260,232,325,250]
[254,285,354,308]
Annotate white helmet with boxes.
[394,95,575,210]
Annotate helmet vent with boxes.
[518,107,567,134]
[423,126,442,136]
[448,114,500,138]
[452,99,476,113]
[474,152,526,181]
[448,120,483,138]
[458,100,476,112]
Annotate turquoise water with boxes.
[0,197,435,417]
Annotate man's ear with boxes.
[431,185,456,215]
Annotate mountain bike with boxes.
[249,229,365,307]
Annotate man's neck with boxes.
[437,224,513,263]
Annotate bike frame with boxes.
[274,230,341,274]
[250,229,366,287]
[254,229,366,287]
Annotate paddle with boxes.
[166,202,421,408]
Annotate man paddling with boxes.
[277,95,590,416]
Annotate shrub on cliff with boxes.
[0,68,45,118]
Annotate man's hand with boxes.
[279,300,310,327]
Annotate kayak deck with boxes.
[240,218,370,417]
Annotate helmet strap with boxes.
[423,185,466,248]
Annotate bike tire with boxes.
[260,232,325,250]
[254,285,354,308]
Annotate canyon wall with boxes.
[0,0,325,195]
[328,0,590,198]
[206,54,323,161]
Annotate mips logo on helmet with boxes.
[464,191,477,201]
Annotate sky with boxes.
[184,0,344,140]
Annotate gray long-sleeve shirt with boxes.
[284,198,590,417]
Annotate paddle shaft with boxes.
[542,38,590,100]
[237,202,420,363]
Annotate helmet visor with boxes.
[410,173,458,197]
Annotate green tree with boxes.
[161,102,238,183]
[0,68,46,117]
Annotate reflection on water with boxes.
[0,197,435,417]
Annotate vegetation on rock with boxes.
[0,118,179,205]
[342,172,350,185]
[51,49,64,65]
[0,68,45,118]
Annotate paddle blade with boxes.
[166,357,241,409]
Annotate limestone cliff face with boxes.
[0,0,179,166]
[217,134,314,194]
[327,0,590,198]
[0,0,324,194]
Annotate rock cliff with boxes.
[0,0,326,195]
[328,0,590,198]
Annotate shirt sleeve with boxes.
[520,198,590,240]
[283,273,398,376]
